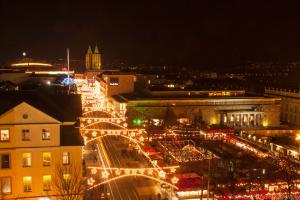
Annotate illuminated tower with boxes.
[92,44,101,70]
[85,46,93,70]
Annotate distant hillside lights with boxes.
[85,45,101,71]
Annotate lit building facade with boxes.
[85,45,101,71]
[99,72,136,98]
[265,87,300,127]
[0,94,83,199]
[112,93,281,128]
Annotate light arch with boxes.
[87,174,178,191]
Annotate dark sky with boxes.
[1,0,300,68]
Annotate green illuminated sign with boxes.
[133,119,142,125]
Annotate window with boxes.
[1,154,10,169]
[22,129,30,141]
[43,152,51,166]
[109,77,119,86]
[43,175,51,191]
[0,177,11,194]
[23,176,32,192]
[22,153,32,167]
[63,174,70,182]
[62,152,70,165]
[42,129,51,140]
[0,129,9,142]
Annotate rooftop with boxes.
[0,91,82,122]
[112,92,277,103]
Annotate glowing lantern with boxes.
[147,169,153,175]
[132,169,137,175]
[159,171,166,179]
[102,171,110,178]
[92,131,97,137]
[171,176,179,184]
[115,169,121,175]
[91,168,97,175]
[87,178,95,186]
[170,168,176,173]
[139,136,144,142]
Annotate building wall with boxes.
[0,102,82,199]
[85,53,92,70]
[0,146,82,199]
[124,97,281,128]
[0,124,60,148]
[92,53,101,70]
[265,88,300,127]
[101,74,136,97]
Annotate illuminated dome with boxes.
[11,58,52,67]
[11,62,52,67]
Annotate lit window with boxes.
[224,116,227,123]
[43,175,51,191]
[22,153,32,167]
[43,152,51,166]
[230,115,234,122]
[109,77,119,86]
[62,152,70,165]
[0,177,12,194]
[23,176,32,192]
[63,174,70,182]
[42,129,51,140]
[0,129,9,142]
[22,129,30,141]
[1,154,10,169]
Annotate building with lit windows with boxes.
[98,71,136,98]
[265,87,300,127]
[111,89,281,128]
[0,92,83,199]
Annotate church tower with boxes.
[85,46,93,70]
[92,44,101,70]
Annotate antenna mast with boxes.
[67,48,70,80]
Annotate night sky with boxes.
[1,0,300,68]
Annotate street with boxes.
[80,83,166,200]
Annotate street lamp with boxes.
[296,134,300,154]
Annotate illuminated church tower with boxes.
[85,45,102,71]
[92,45,101,70]
[85,46,93,70]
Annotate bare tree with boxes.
[53,162,85,200]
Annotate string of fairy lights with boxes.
[76,78,179,190]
